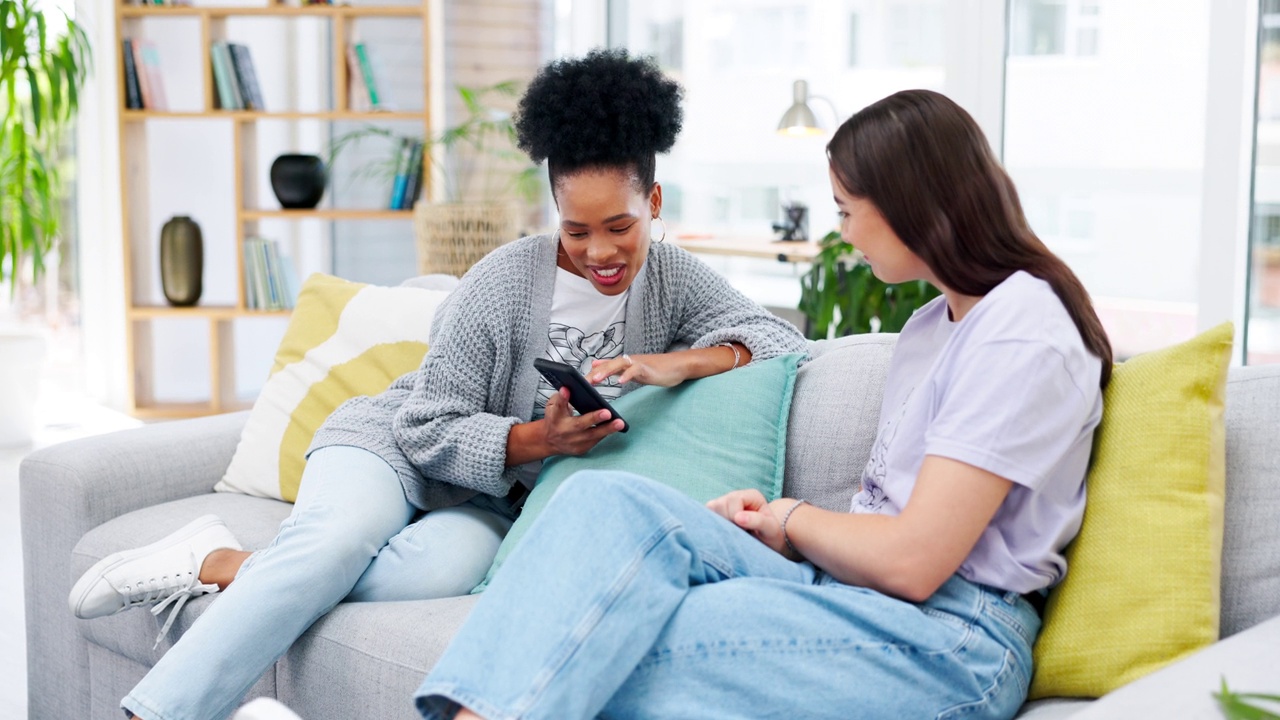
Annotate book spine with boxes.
[262,240,282,310]
[243,239,260,309]
[345,44,370,112]
[131,40,152,109]
[353,43,381,109]
[212,43,244,110]
[221,43,245,109]
[210,43,235,110]
[251,238,271,309]
[227,43,265,111]
[388,138,410,210]
[139,41,169,112]
[122,39,143,110]
[399,140,424,210]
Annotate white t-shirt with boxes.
[532,268,629,419]
[850,271,1103,593]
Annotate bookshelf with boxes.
[115,0,431,418]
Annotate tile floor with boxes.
[2,380,141,720]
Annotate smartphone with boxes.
[534,358,629,432]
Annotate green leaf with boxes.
[1214,678,1280,720]
[0,0,90,285]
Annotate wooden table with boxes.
[671,235,822,263]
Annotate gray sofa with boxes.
[21,334,1280,720]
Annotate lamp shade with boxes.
[777,79,824,136]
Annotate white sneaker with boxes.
[232,698,304,720]
[68,514,241,647]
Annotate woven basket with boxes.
[413,202,518,277]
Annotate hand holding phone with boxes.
[534,358,629,433]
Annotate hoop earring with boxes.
[651,216,667,244]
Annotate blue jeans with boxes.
[123,446,515,720]
[416,472,1040,720]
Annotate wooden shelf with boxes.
[118,0,430,418]
[129,305,292,319]
[132,400,254,420]
[120,5,423,18]
[241,208,413,220]
[122,109,424,121]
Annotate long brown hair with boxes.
[827,89,1113,387]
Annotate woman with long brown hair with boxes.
[412,88,1111,720]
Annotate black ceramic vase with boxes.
[159,215,203,307]
[270,154,328,209]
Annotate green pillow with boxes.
[474,353,803,592]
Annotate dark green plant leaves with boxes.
[798,230,940,340]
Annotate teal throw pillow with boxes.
[474,353,803,592]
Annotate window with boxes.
[604,0,945,236]
[1009,0,1101,58]
[848,13,860,67]
[598,0,947,309]
[1004,0,1210,358]
[1246,1,1280,363]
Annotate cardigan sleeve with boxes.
[391,267,528,499]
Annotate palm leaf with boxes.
[0,0,90,286]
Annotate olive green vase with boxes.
[160,215,203,306]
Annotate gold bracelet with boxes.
[718,342,741,369]
[781,498,809,557]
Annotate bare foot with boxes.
[198,548,252,589]
[455,709,484,720]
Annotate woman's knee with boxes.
[348,507,513,601]
[556,470,659,508]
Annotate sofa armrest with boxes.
[20,410,248,720]
[21,410,249,527]
[1068,614,1280,718]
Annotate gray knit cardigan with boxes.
[309,233,809,511]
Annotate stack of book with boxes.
[121,39,169,111]
[211,41,265,111]
[388,138,425,210]
[243,238,299,311]
[346,42,382,111]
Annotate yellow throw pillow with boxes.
[1029,322,1233,699]
[215,273,450,502]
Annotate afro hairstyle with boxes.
[515,48,683,193]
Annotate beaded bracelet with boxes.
[719,342,742,369]
[780,498,809,556]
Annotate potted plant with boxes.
[330,80,541,277]
[798,230,940,340]
[0,0,91,444]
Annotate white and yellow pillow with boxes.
[215,273,451,502]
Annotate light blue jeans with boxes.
[123,446,515,720]
[416,471,1040,720]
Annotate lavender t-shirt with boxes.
[850,271,1103,594]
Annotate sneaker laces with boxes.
[116,549,220,649]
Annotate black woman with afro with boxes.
[67,48,808,720]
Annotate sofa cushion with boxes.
[475,353,803,591]
[1029,322,1233,699]
[72,493,293,665]
[1221,363,1280,637]
[216,273,451,502]
[279,595,478,719]
[784,334,895,511]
